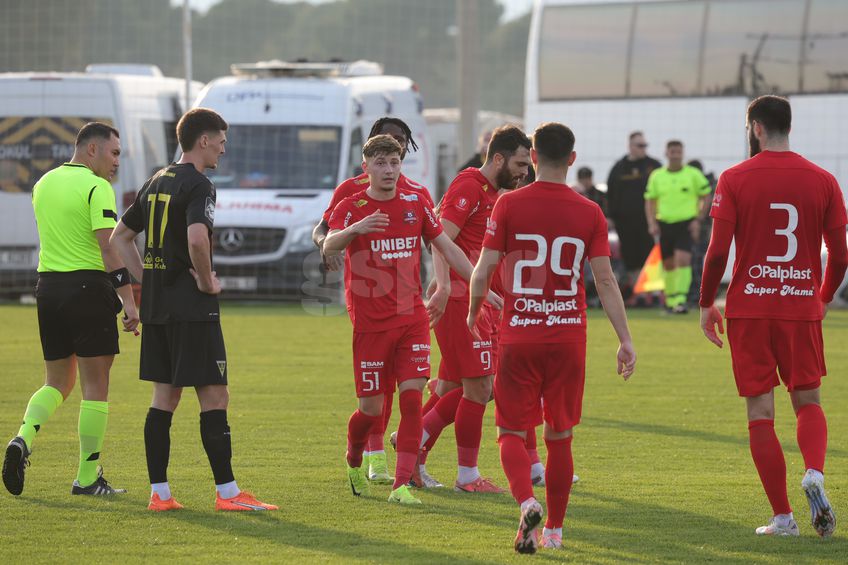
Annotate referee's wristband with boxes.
[109,267,131,288]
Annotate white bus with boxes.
[0,65,201,295]
[525,0,848,190]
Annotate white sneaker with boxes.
[540,531,563,549]
[755,518,799,536]
[418,468,444,488]
[802,469,836,537]
[572,474,579,484]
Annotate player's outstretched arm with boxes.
[323,210,390,257]
[589,256,636,379]
[698,217,734,347]
[96,228,139,333]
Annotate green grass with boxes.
[0,304,846,564]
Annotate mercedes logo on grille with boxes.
[219,228,245,252]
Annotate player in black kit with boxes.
[111,108,277,512]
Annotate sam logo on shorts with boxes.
[360,361,384,369]
[411,344,430,352]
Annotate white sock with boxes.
[543,527,562,538]
[151,482,171,501]
[774,512,794,526]
[370,449,385,456]
[419,463,428,474]
[457,465,480,484]
[363,450,371,458]
[216,480,240,499]
[520,497,538,512]
[530,463,545,479]
[420,430,430,447]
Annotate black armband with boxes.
[109,267,131,288]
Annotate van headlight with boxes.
[286,223,316,254]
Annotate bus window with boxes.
[538,3,633,99]
[803,0,848,93]
[630,1,705,97]
[702,0,805,96]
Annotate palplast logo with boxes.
[747,264,812,282]
[513,298,578,314]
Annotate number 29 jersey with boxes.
[711,151,847,320]
[482,181,610,344]
[121,163,220,324]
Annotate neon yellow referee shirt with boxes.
[644,165,711,223]
[32,163,118,272]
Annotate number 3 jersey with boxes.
[483,181,610,344]
[121,163,221,324]
[711,151,847,320]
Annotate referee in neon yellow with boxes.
[644,140,711,314]
[2,122,140,496]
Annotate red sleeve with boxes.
[420,200,443,242]
[709,172,737,224]
[439,178,481,229]
[422,188,435,208]
[587,206,611,259]
[824,177,848,230]
[327,198,355,231]
[821,225,848,303]
[699,217,734,307]
[482,197,507,252]
[322,180,357,223]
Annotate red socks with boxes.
[346,410,380,468]
[420,387,463,463]
[393,389,423,489]
[544,436,574,529]
[796,403,827,473]
[748,419,791,515]
[525,427,540,465]
[456,397,486,467]
[367,392,393,452]
[498,433,534,505]
[422,390,441,416]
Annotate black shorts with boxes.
[140,322,228,387]
[36,271,121,361]
[659,220,695,260]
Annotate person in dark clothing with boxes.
[575,166,608,216]
[606,131,661,295]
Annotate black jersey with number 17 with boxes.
[121,163,220,324]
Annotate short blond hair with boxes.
[363,134,402,159]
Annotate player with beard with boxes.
[700,95,847,537]
[414,125,531,492]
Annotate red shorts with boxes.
[352,322,431,398]
[434,299,494,382]
[727,318,825,397]
[494,341,586,432]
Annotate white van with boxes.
[0,65,201,295]
[192,60,433,299]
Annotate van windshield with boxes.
[208,125,341,190]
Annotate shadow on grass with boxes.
[584,416,848,457]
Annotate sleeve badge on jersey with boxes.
[712,193,722,207]
[486,218,497,237]
[344,211,353,228]
[457,197,468,210]
[205,197,216,223]
[355,199,369,208]
[424,206,438,228]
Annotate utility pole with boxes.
[183,0,193,111]
[457,0,480,164]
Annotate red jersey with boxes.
[439,168,498,299]
[711,151,847,320]
[328,188,443,332]
[483,181,610,344]
[322,172,434,223]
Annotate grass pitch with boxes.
[0,304,846,564]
